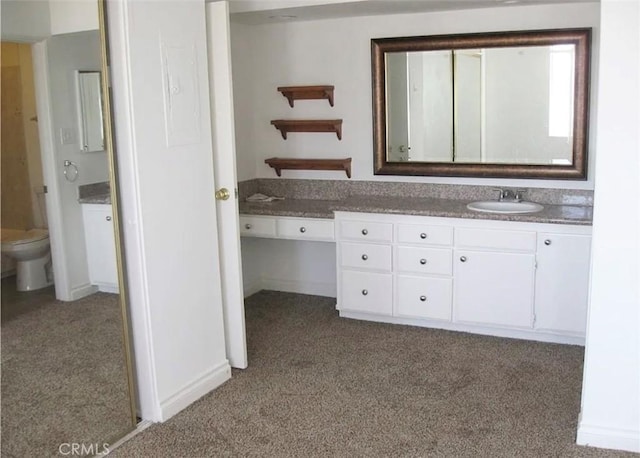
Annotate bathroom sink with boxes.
[467,200,544,214]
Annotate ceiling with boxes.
[227,0,595,25]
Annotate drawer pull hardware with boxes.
[420,296,427,302]
[544,239,552,246]
[362,289,368,296]
[245,224,252,230]
[361,254,368,261]
[420,258,427,265]
[361,229,368,235]
[106,216,112,221]
[460,256,467,262]
[299,227,306,233]
[420,233,427,239]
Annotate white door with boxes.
[206,2,248,369]
[534,233,591,335]
[107,0,233,420]
[454,249,535,328]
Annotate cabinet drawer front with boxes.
[339,220,393,242]
[239,216,276,237]
[277,218,334,241]
[456,228,536,252]
[340,270,392,315]
[397,246,452,275]
[340,242,392,271]
[396,275,452,321]
[397,224,453,246]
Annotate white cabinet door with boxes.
[535,233,591,335]
[454,250,535,328]
[82,205,118,290]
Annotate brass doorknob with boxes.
[215,188,230,201]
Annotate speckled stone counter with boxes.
[78,181,111,204]
[332,196,592,225]
[239,196,592,225]
[240,199,338,219]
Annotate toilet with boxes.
[1,228,53,291]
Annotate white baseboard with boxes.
[98,283,120,294]
[262,276,336,298]
[339,310,585,346]
[577,423,640,453]
[159,361,231,421]
[70,283,99,301]
[1,269,16,279]
[243,277,263,298]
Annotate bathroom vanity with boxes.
[334,211,590,345]
[239,186,592,346]
[81,204,119,293]
[78,183,118,293]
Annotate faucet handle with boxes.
[514,189,527,202]
[492,188,506,200]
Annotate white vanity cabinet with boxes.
[81,204,119,293]
[534,232,592,336]
[335,211,591,345]
[240,215,334,241]
[336,219,393,316]
[454,227,536,329]
[394,223,453,321]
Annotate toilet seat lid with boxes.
[1,229,49,246]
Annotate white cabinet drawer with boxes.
[239,216,276,238]
[396,275,452,321]
[277,218,334,241]
[340,270,392,316]
[397,224,453,246]
[339,220,393,243]
[396,246,452,275]
[456,227,536,252]
[340,242,392,271]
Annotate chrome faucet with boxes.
[494,188,527,202]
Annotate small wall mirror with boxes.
[75,70,105,153]
[372,28,591,179]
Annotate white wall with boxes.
[1,0,99,41]
[0,1,51,42]
[241,238,337,297]
[230,2,599,189]
[577,0,640,452]
[49,0,99,36]
[107,0,231,421]
[46,30,110,296]
[229,21,259,182]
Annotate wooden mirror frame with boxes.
[372,28,591,179]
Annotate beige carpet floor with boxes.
[1,278,134,457]
[112,290,635,457]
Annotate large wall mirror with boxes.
[1,0,136,456]
[372,28,591,179]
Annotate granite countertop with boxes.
[239,196,593,225]
[78,181,111,204]
[78,193,111,204]
[240,199,339,219]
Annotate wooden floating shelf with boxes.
[270,119,343,140]
[277,85,335,107]
[265,157,352,178]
